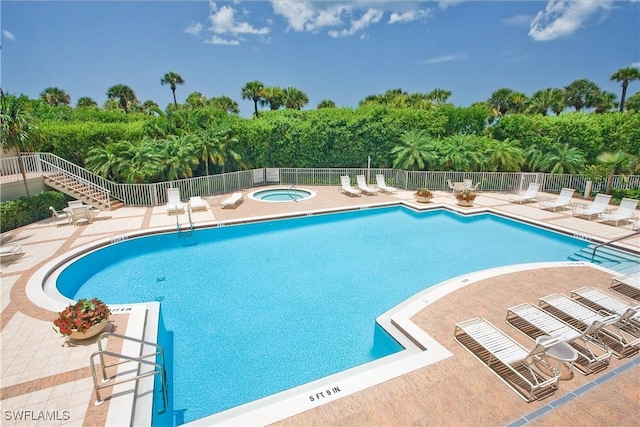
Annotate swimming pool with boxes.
[57,207,588,425]
[249,187,316,202]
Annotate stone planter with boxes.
[457,200,474,207]
[69,318,109,340]
[416,196,432,203]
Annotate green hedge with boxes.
[0,191,68,232]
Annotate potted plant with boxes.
[414,188,433,203]
[455,189,477,207]
[53,298,111,340]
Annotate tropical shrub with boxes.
[0,190,68,232]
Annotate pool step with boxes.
[569,244,640,275]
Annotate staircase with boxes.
[569,244,640,275]
[43,172,124,210]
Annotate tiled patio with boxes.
[1,186,638,426]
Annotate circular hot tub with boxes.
[249,187,316,202]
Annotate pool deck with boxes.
[1,186,639,426]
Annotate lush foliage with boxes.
[0,190,68,232]
[53,298,110,336]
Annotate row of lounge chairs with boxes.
[165,188,244,213]
[455,285,640,402]
[509,183,639,226]
[340,175,398,197]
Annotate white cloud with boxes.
[632,62,640,68]
[205,35,240,46]
[388,9,429,24]
[2,30,16,41]
[328,8,383,38]
[423,53,469,64]
[184,22,203,36]
[271,0,348,32]
[501,14,533,28]
[529,0,615,41]
[209,3,269,35]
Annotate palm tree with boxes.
[209,96,240,114]
[0,93,41,197]
[487,88,514,116]
[483,138,525,171]
[194,127,226,176]
[596,151,636,194]
[160,134,199,180]
[39,87,70,106]
[439,135,484,171]
[85,140,132,181]
[592,90,617,114]
[76,97,98,108]
[528,88,558,116]
[241,80,265,117]
[391,130,437,170]
[161,71,185,107]
[186,92,208,109]
[625,92,640,112]
[610,66,640,112]
[106,84,138,113]
[540,143,585,174]
[260,86,285,110]
[317,99,336,109]
[283,87,309,110]
[426,88,452,105]
[564,79,600,112]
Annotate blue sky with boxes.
[2,1,639,117]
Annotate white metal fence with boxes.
[1,153,639,207]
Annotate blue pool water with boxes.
[58,207,587,424]
[250,188,314,201]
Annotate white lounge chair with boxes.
[68,200,84,209]
[610,272,640,300]
[356,175,378,195]
[538,188,575,212]
[509,183,540,204]
[0,245,24,263]
[598,197,639,226]
[189,196,208,211]
[454,317,560,402]
[506,302,613,375]
[539,293,639,358]
[572,193,612,220]
[339,176,361,197]
[166,188,185,214]
[571,286,640,326]
[221,192,243,209]
[446,179,456,193]
[375,174,397,194]
[49,206,71,226]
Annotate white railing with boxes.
[1,153,639,207]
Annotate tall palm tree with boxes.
[391,130,437,170]
[528,88,557,116]
[487,88,514,116]
[260,86,285,110]
[283,87,309,110]
[39,87,71,106]
[592,90,617,114]
[161,71,185,107]
[106,84,138,114]
[564,79,600,112]
[540,143,585,174]
[0,93,41,197]
[610,66,640,112]
[241,80,265,117]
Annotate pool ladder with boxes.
[288,185,298,203]
[89,332,168,414]
[175,205,194,239]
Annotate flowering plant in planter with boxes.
[53,298,110,337]
[414,189,433,198]
[455,189,477,202]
